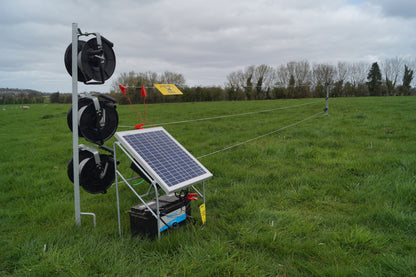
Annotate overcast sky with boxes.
[1,0,415,93]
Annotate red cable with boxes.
[119,84,153,129]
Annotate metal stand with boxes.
[113,141,206,239]
[71,23,96,227]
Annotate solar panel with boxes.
[115,127,212,193]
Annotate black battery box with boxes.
[128,194,191,239]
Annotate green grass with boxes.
[1,97,416,276]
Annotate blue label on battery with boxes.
[160,213,187,232]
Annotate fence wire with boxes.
[118,100,322,128]
[196,111,324,159]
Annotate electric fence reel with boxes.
[67,145,115,194]
[66,94,118,194]
[67,94,119,145]
[64,32,116,84]
[65,29,118,195]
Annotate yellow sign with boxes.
[199,203,206,225]
[154,84,183,95]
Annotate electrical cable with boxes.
[129,172,145,186]
[124,90,145,123]
[119,84,154,129]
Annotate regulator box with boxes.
[128,194,191,239]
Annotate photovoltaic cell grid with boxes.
[115,127,212,193]
[124,131,206,187]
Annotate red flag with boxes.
[119,84,127,95]
[141,86,147,98]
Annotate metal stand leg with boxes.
[155,186,161,240]
[70,23,98,228]
[80,212,96,227]
[71,23,81,226]
[114,142,122,236]
[202,181,205,205]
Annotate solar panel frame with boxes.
[115,127,212,193]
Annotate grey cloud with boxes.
[364,0,416,18]
[0,0,415,92]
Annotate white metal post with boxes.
[155,185,161,240]
[114,142,122,236]
[202,181,205,204]
[72,23,81,226]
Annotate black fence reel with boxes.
[67,94,119,145]
[65,28,118,196]
[66,94,118,194]
[67,145,115,194]
[64,31,116,84]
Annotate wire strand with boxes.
[196,111,324,159]
[118,100,322,128]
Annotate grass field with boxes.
[1,97,415,276]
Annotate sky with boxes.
[0,0,415,93]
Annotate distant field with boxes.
[1,97,415,276]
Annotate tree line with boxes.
[0,88,45,104]
[107,58,414,104]
[2,58,414,105]
[226,58,414,98]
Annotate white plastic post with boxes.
[325,82,329,116]
[72,23,81,226]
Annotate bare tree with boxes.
[244,65,256,87]
[242,65,256,99]
[333,62,349,97]
[312,63,336,85]
[226,70,244,90]
[286,61,296,81]
[336,62,349,84]
[294,60,311,87]
[312,63,335,97]
[253,64,275,98]
[160,71,186,86]
[349,62,369,86]
[381,57,404,95]
[137,71,158,86]
[276,64,290,87]
[110,71,138,92]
